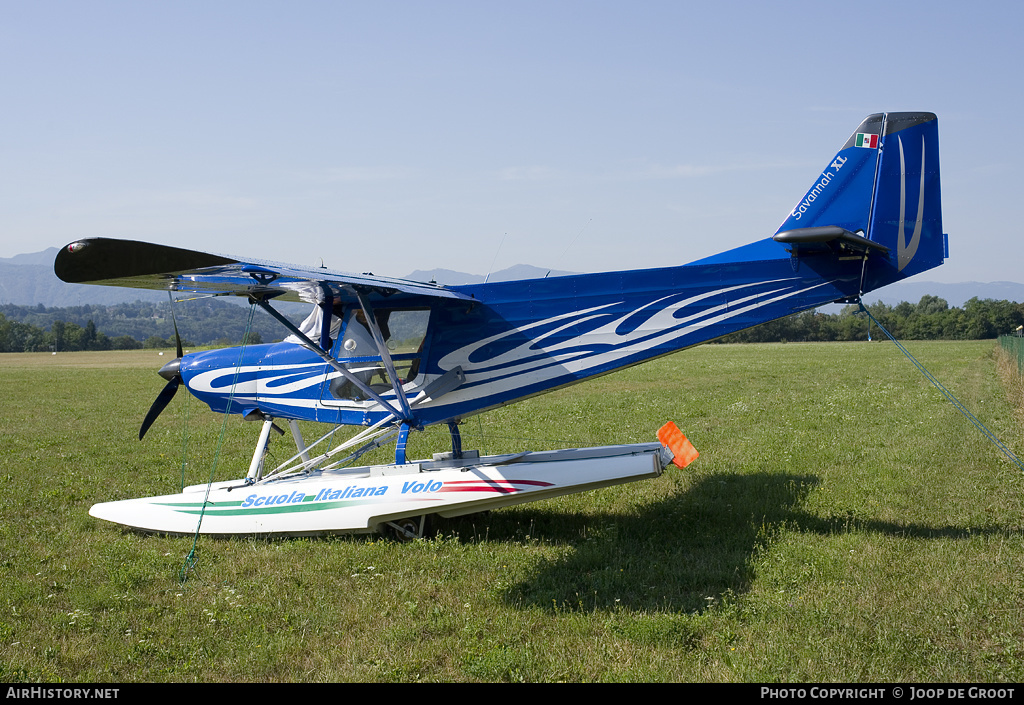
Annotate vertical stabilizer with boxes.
[866,112,945,282]
[776,113,885,236]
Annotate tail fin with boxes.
[775,112,946,287]
[866,113,945,280]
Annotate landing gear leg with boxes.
[448,421,463,460]
[395,423,411,465]
[246,418,276,481]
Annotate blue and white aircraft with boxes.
[57,112,947,538]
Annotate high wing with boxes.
[54,237,475,305]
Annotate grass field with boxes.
[2,341,1023,682]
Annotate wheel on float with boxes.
[388,515,429,541]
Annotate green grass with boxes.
[1,342,1023,682]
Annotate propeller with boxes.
[139,295,185,440]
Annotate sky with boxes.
[1,1,1021,283]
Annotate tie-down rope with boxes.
[859,302,1024,473]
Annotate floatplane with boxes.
[56,112,946,538]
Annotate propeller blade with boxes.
[138,292,186,441]
[168,291,183,359]
[139,376,180,440]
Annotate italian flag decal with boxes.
[855,133,879,148]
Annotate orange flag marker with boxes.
[657,421,699,469]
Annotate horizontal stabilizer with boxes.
[773,226,890,256]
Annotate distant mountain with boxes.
[2,248,1021,309]
[403,268,485,286]
[404,269,1023,309]
[403,264,577,286]
[0,248,167,306]
[1,247,61,266]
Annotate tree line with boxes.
[717,296,1024,344]
[0,299,304,352]
[1,295,1022,353]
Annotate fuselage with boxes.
[179,236,866,428]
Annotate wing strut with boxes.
[251,297,410,423]
[355,291,414,420]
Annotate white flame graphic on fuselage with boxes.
[186,276,835,418]
[430,277,833,407]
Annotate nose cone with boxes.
[158,357,181,382]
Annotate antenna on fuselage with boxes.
[554,218,591,273]
[483,232,507,284]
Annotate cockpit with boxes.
[287,302,431,403]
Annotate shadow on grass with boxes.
[446,471,1021,615]
[443,472,817,614]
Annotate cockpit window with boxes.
[327,307,430,401]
